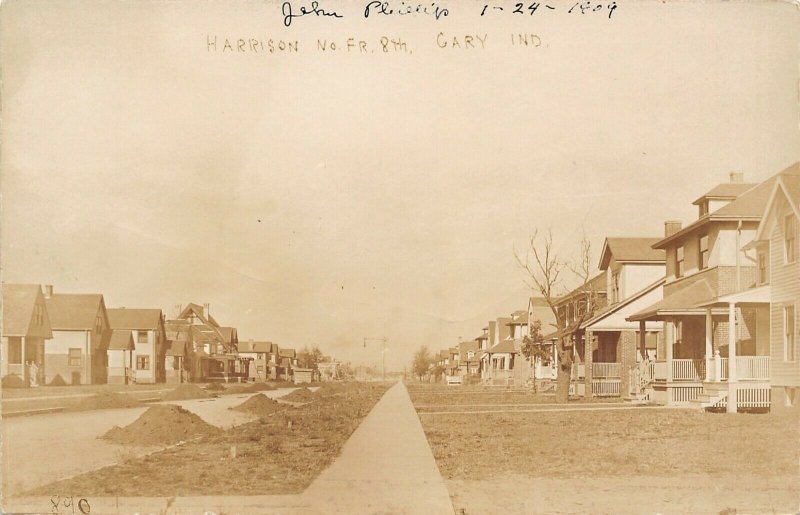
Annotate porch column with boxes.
[584,331,594,400]
[552,342,559,380]
[620,331,635,397]
[705,309,713,382]
[665,320,674,405]
[727,302,738,414]
[21,336,27,386]
[638,321,647,361]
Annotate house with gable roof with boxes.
[106,329,135,384]
[164,319,192,383]
[749,168,800,412]
[107,308,167,384]
[575,237,666,398]
[628,170,797,409]
[168,302,249,382]
[1,284,52,387]
[238,340,279,381]
[44,286,111,385]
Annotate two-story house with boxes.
[577,237,666,398]
[629,171,778,409]
[107,308,167,384]
[457,339,480,377]
[740,166,800,413]
[238,340,279,381]
[1,284,53,387]
[168,303,248,383]
[278,347,298,381]
[44,287,110,385]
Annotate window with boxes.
[698,235,709,270]
[95,315,103,333]
[758,252,769,285]
[137,330,148,343]
[785,216,797,263]
[612,272,621,303]
[8,337,22,364]
[785,305,796,361]
[68,348,82,367]
[136,355,150,370]
[675,246,685,278]
[257,353,265,360]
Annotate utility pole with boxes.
[363,337,388,381]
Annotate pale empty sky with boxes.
[2,0,799,368]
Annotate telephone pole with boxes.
[363,337,388,381]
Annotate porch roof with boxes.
[627,279,715,322]
[108,329,135,350]
[696,285,770,307]
[487,339,517,354]
[580,277,665,330]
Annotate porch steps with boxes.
[690,382,729,410]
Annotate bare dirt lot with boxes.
[409,384,800,514]
[25,382,390,497]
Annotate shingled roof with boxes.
[108,329,135,350]
[107,308,162,330]
[46,293,105,330]
[599,237,665,270]
[2,284,52,338]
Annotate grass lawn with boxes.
[25,382,390,497]
[410,385,800,514]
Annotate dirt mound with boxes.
[48,374,68,386]
[71,392,142,411]
[1,374,27,388]
[230,394,284,416]
[280,387,316,402]
[162,384,213,401]
[315,383,346,397]
[101,404,220,446]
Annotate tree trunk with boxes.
[555,338,572,403]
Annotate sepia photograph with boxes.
[1,0,799,513]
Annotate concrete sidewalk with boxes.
[296,381,454,515]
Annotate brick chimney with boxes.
[729,171,744,183]
[203,302,210,320]
[43,284,53,299]
[664,220,683,237]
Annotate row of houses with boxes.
[432,164,800,413]
[1,289,339,386]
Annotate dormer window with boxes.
[698,235,709,270]
[675,246,685,278]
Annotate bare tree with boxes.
[515,229,601,402]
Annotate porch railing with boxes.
[735,356,770,380]
[672,359,705,381]
[592,378,621,396]
[592,362,620,378]
[714,356,770,381]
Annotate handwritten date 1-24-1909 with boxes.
[481,1,618,19]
